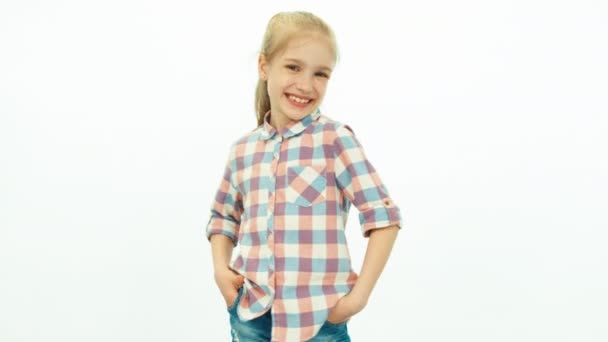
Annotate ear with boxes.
[258,54,268,80]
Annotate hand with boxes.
[326,293,367,324]
[214,266,245,307]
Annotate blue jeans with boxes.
[227,285,351,341]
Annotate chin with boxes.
[288,112,308,121]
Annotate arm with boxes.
[205,142,242,246]
[327,224,399,323]
[210,233,235,271]
[205,143,245,305]
[210,234,244,306]
[331,124,403,238]
[349,224,399,304]
[327,124,404,323]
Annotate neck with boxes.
[269,112,291,132]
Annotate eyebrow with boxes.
[284,58,333,73]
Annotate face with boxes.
[258,33,335,129]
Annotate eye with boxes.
[286,64,300,71]
[315,72,329,78]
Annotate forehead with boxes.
[277,34,335,68]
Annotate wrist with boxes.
[348,287,370,308]
[213,263,231,275]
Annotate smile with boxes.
[286,93,312,104]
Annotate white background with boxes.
[1,0,607,341]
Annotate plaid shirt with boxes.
[206,108,403,341]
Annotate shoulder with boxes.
[316,113,357,139]
[315,113,365,154]
[218,124,263,162]
[229,125,264,148]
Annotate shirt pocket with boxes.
[286,164,327,206]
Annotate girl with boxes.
[206,11,403,342]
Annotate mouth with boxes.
[285,93,314,107]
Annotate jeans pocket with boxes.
[226,285,244,312]
[325,318,349,327]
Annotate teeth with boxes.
[288,95,310,104]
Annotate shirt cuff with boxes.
[206,217,239,246]
[358,201,403,237]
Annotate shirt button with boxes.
[273,152,279,158]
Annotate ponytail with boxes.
[255,78,270,126]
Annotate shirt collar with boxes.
[259,108,321,141]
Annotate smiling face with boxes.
[258,32,335,130]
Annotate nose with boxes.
[295,74,314,94]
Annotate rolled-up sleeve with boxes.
[332,124,404,237]
[205,142,243,246]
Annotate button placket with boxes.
[268,136,282,287]
[267,138,281,230]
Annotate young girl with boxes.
[206,11,403,342]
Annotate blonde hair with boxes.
[254,11,339,126]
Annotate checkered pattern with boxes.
[205,108,403,341]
